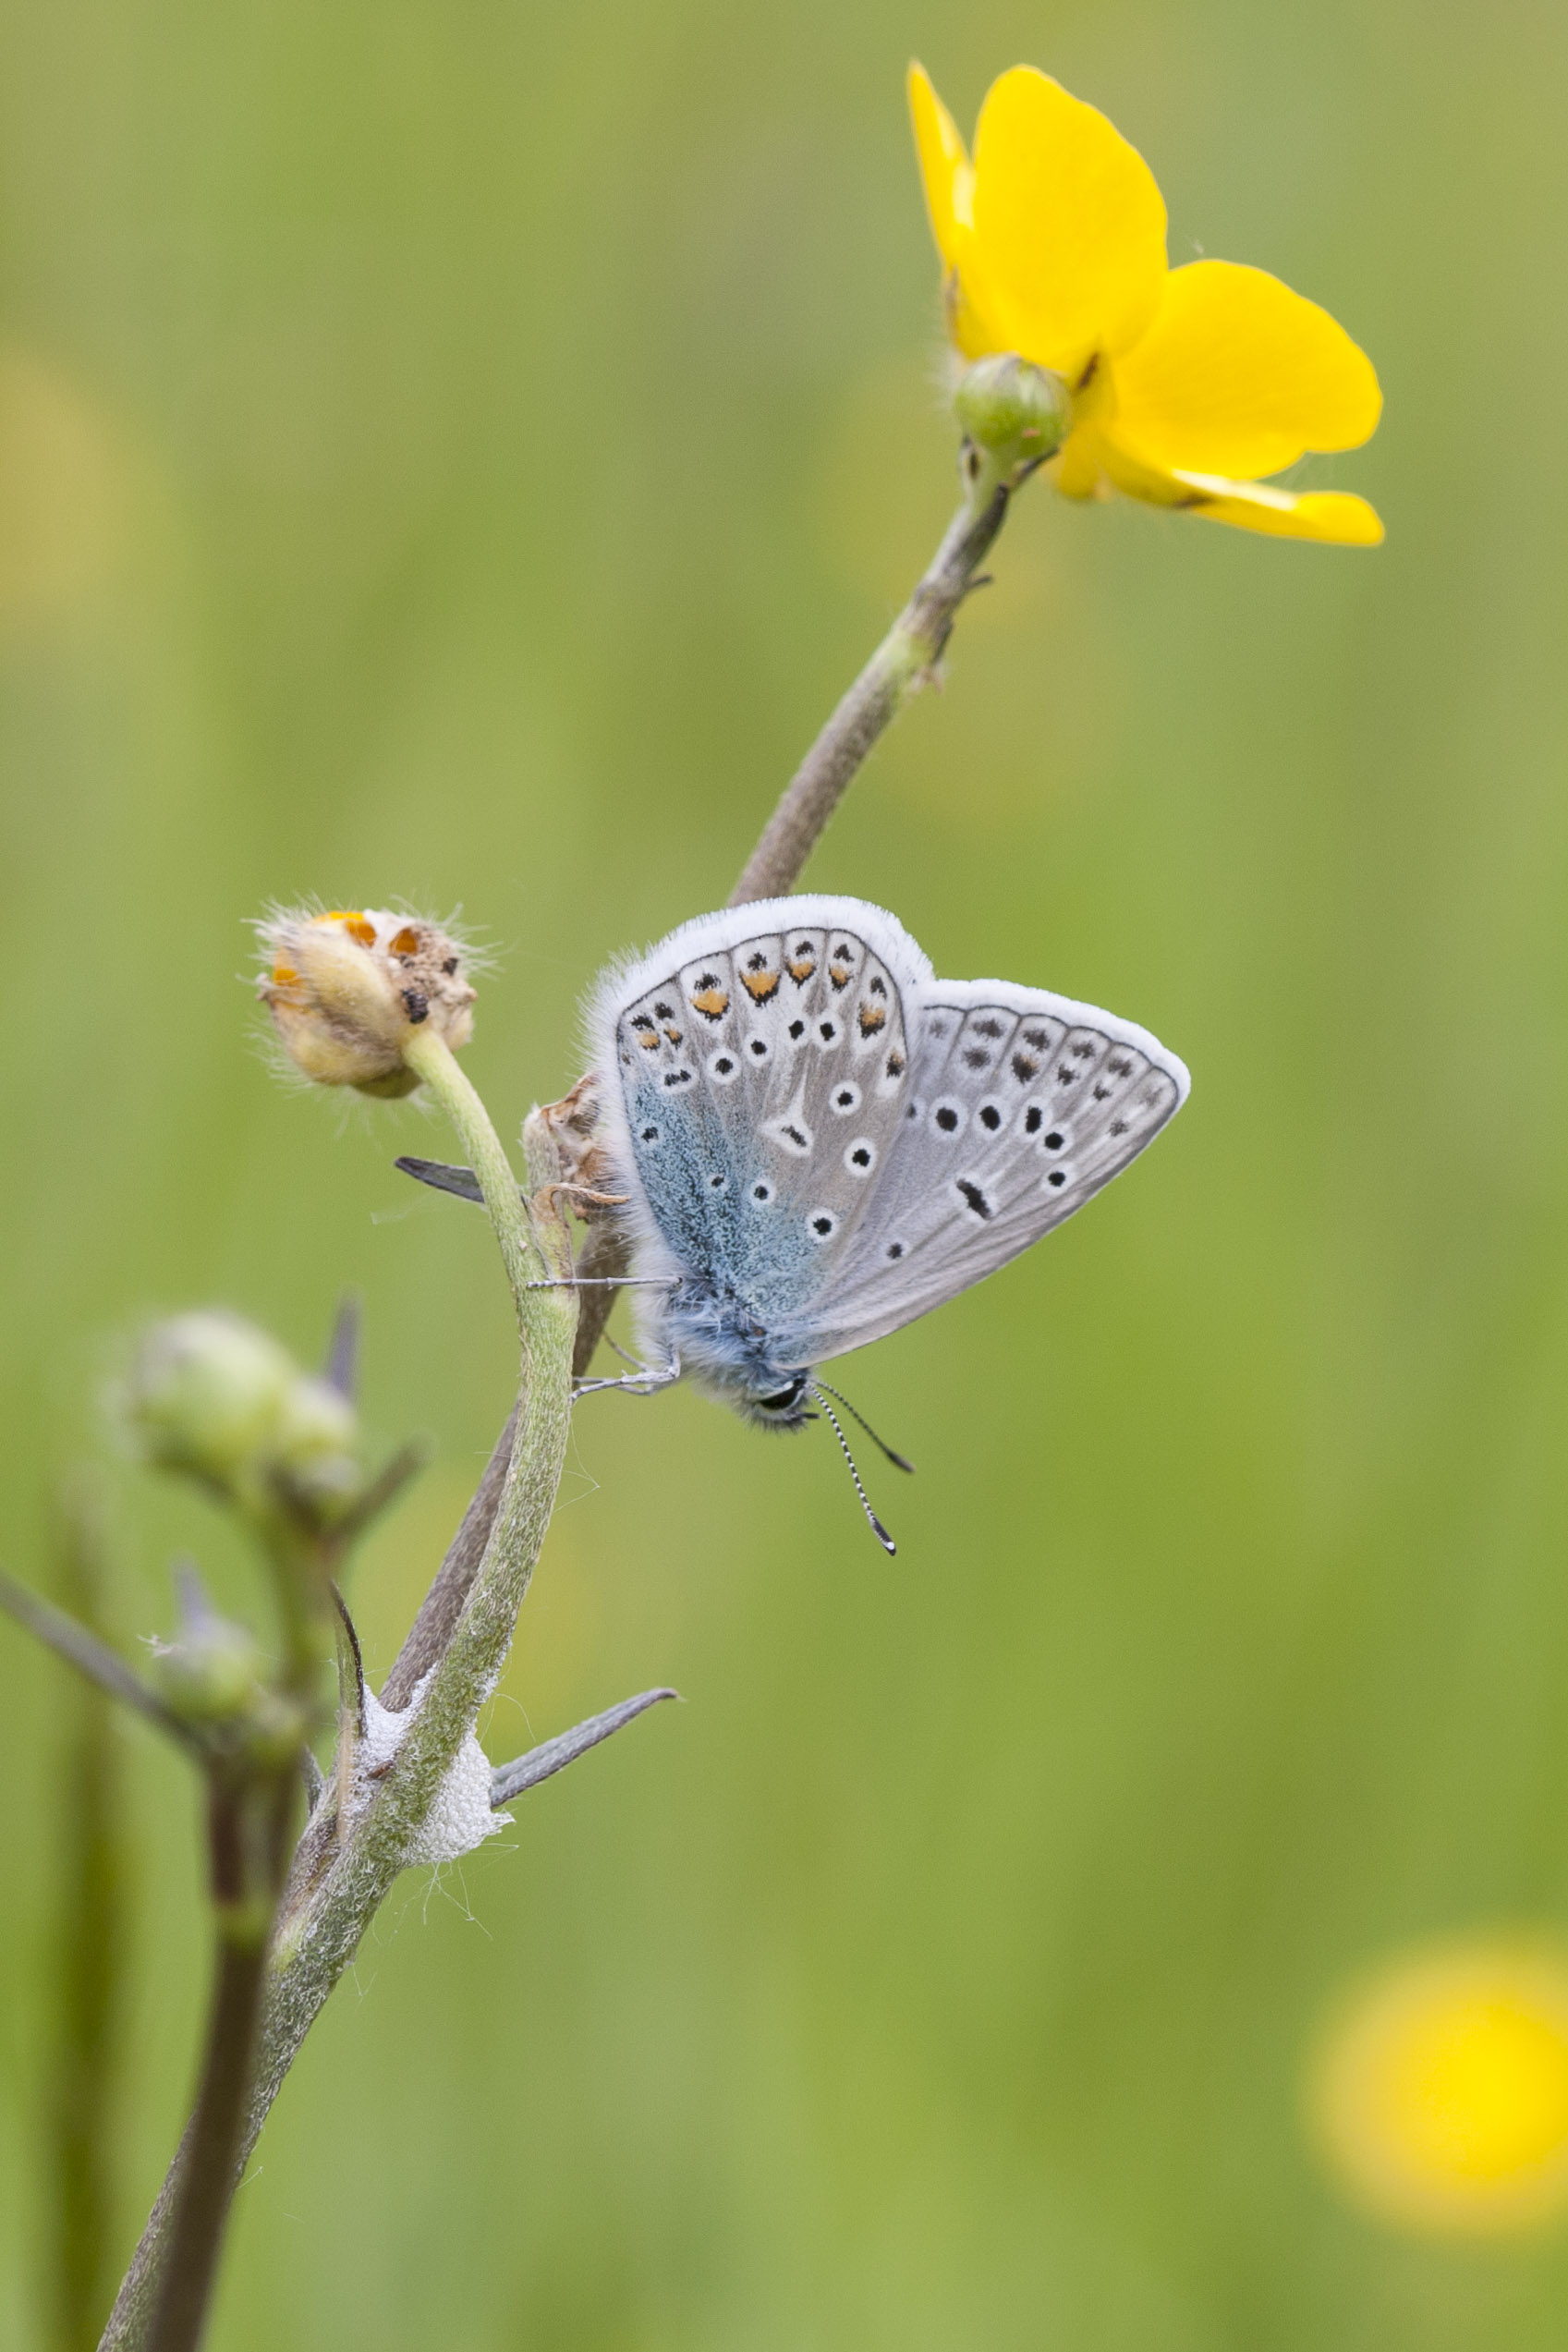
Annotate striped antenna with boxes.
[810,1385,896,1555]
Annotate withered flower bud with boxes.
[257,908,476,1098]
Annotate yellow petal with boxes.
[1068,419,1383,542]
[1173,473,1385,543]
[966,67,1167,382]
[1112,260,1382,480]
[907,63,973,272]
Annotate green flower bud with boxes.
[954,353,1072,474]
[269,1375,363,1523]
[126,1312,297,1487]
[152,1600,262,1724]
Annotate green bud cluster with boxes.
[954,353,1072,480]
[125,1311,363,1532]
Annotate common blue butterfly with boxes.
[584,895,1189,1432]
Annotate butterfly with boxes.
[402,896,1188,1546]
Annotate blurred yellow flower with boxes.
[1309,1939,1568,2234]
[908,63,1382,546]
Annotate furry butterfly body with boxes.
[588,895,1189,1426]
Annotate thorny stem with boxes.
[102,1041,577,2352]
[730,454,1017,905]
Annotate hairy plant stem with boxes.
[101,1039,575,2352]
[730,452,1018,905]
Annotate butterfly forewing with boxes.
[772,985,1184,1362]
[614,925,913,1323]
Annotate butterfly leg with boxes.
[573,1352,681,1400]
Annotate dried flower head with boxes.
[257,908,476,1098]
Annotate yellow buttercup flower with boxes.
[1309,1939,1568,2234]
[908,63,1382,545]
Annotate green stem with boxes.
[400,1028,547,1311]
[730,455,1018,906]
[101,1049,577,2352]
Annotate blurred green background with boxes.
[4,0,1568,2344]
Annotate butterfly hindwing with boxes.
[771,981,1185,1363]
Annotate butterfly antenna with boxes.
[809,1378,915,1475]
[809,1385,897,1555]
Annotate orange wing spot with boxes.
[663,1025,683,1044]
[388,924,420,957]
[742,969,780,1003]
[786,955,817,984]
[690,988,729,1019]
[630,1016,661,1051]
[829,963,851,991]
[857,1003,887,1036]
[271,961,301,991]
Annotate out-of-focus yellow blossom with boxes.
[908,63,1382,545]
[1309,1939,1568,2234]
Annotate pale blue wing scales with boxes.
[613,923,913,1327]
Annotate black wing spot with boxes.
[749,1039,768,1057]
[715,1055,735,1075]
[1110,1118,1128,1137]
[1047,1169,1067,1188]
[1109,1055,1132,1077]
[1022,1028,1047,1050]
[1093,1083,1111,1100]
[1057,1066,1077,1084]
[978,1104,1002,1132]
[640,1125,659,1143]
[1023,1106,1043,1135]
[963,1047,991,1070]
[849,1146,871,1168]
[973,1017,1004,1039]
[1072,1041,1095,1060]
[956,1179,992,1219]
[709,1174,725,1189]
[788,1019,806,1039]
[1045,1130,1064,1150]
[663,1068,693,1089]
[887,1242,905,1261]
[934,1106,959,1134]
[654,1000,675,1018]
[753,1182,773,1202]
[819,1020,837,1042]
[811,1213,835,1237]
[886,1050,906,1079]
[1012,1053,1039,1082]
[869,976,887,997]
